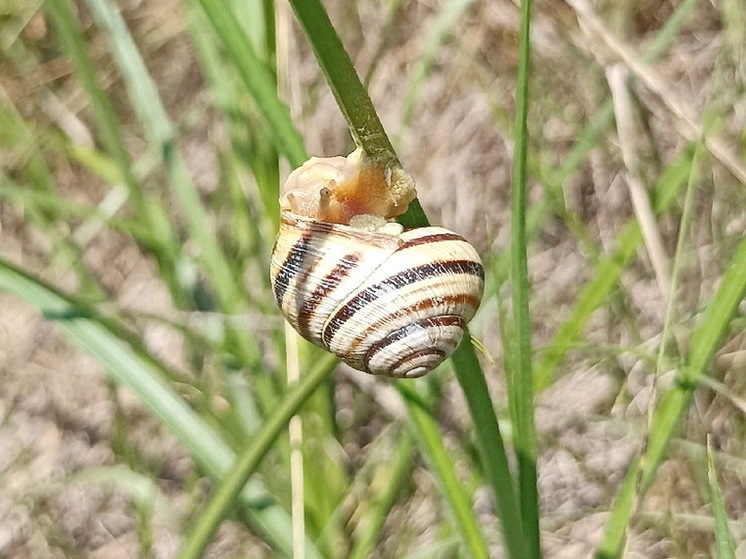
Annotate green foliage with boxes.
[1,0,744,557]
[708,442,737,559]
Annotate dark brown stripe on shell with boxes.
[321,259,483,347]
[387,348,446,377]
[400,232,467,249]
[273,219,344,307]
[364,315,465,374]
[346,293,481,354]
[296,253,361,340]
[272,232,313,306]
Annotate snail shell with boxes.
[270,151,484,378]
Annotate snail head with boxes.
[280,149,416,227]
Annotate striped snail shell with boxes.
[270,150,484,378]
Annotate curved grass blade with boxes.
[194,0,306,168]
[179,353,336,559]
[45,0,184,299]
[399,382,490,559]
[597,233,746,558]
[0,258,320,558]
[84,0,250,316]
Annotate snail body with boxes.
[270,150,484,378]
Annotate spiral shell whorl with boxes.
[270,215,484,377]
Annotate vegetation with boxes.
[0,0,744,557]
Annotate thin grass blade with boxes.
[0,259,312,557]
[509,0,540,556]
[707,440,737,558]
[399,382,490,559]
[84,0,250,316]
[178,353,336,559]
[194,0,306,167]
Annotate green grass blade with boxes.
[683,236,746,381]
[85,0,250,314]
[707,440,737,558]
[451,343,524,558]
[535,144,694,389]
[398,0,476,132]
[195,0,306,168]
[348,433,416,559]
[179,354,336,559]
[0,258,310,557]
[598,234,746,558]
[510,0,540,556]
[399,383,490,559]
[595,458,640,559]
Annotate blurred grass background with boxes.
[1,0,745,557]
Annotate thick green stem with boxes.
[510,0,540,556]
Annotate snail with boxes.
[269,149,484,378]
